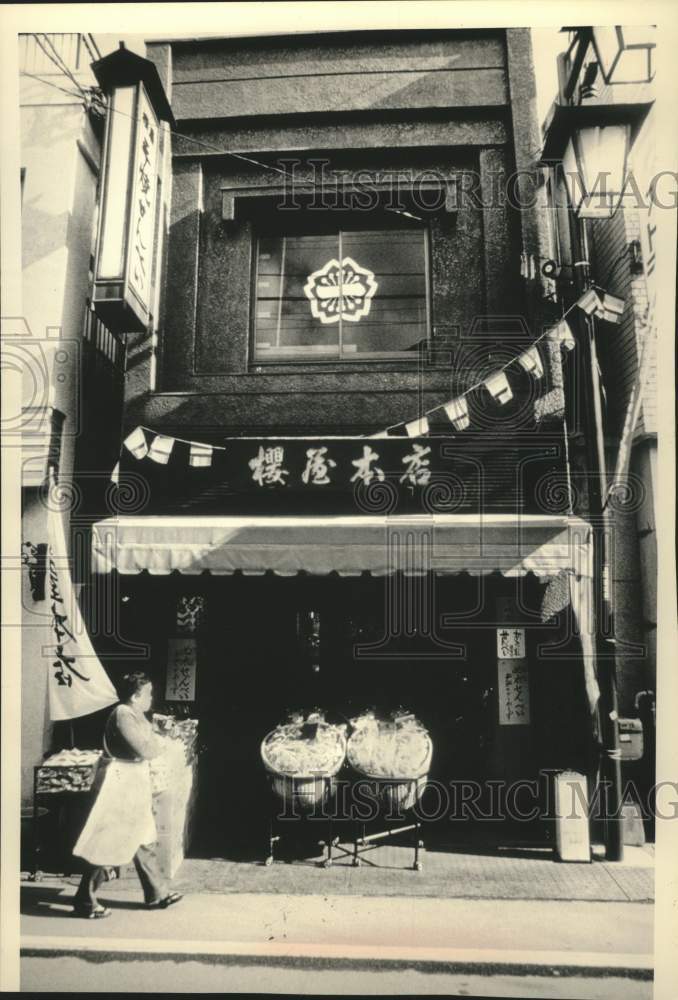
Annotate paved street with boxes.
[20,875,653,995]
[20,956,652,997]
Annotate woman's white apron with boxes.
[73,758,156,866]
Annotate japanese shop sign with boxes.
[116,431,564,516]
[92,79,162,332]
[496,623,530,727]
[496,627,526,660]
[304,257,378,324]
[166,638,197,702]
[497,660,530,726]
[127,85,159,310]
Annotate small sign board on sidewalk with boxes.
[554,770,591,862]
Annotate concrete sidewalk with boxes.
[20,884,654,979]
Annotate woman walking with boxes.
[71,672,183,918]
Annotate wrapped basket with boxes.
[347,714,433,812]
[261,720,347,814]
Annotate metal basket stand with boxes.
[350,776,426,871]
[264,774,338,868]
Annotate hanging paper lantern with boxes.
[147,434,175,465]
[443,396,470,431]
[405,415,429,437]
[517,346,544,379]
[484,371,513,405]
[123,426,149,460]
[189,442,213,467]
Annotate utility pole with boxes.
[573,218,624,862]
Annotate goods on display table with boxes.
[261,714,347,780]
[259,708,431,870]
[347,711,432,781]
[35,749,103,794]
[260,712,348,866]
[347,711,432,871]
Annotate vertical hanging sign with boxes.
[91,46,173,333]
[496,627,530,726]
[165,638,197,702]
[166,596,203,702]
[126,84,159,313]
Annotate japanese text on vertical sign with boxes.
[49,556,90,688]
[128,85,159,308]
[497,627,525,660]
[497,661,530,726]
[166,638,197,702]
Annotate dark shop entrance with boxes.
[111,569,595,860]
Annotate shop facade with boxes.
[28,28,649,867]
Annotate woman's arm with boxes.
[116,709,164,760]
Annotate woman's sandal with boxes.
[146,891,183,910]
[72,905,112,919]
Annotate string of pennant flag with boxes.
[112,287,623,476]
[373,287,624,439]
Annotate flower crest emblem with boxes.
[303,256,378,325]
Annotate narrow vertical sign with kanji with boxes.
[127,84,159,311]
[166,638,197,702]
[497,627,530,726]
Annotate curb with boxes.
[21,936,654,980]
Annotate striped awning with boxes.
[91,512,599,710]
[91,514,592,579]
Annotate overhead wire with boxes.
[31,33,88,99]
[20,69,85,102]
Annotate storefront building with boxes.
[27,29,653,866]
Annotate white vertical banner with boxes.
[47,504,119,721]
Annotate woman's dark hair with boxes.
[118,672,152,703]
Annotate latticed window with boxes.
[253,221,430,362]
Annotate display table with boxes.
[31,749,104,879]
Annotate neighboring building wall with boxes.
[587,114,657,711]
[19,34,104,804]
[543,31,657,716]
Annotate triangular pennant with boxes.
[189,442,213,467]
[110,462,120,485]
[599,292,625,324]
[577,288,603,316]
[405,415,429,437]
[552,318,576,352]
[147,434,175,465]
[484,371,513,405]
[517,345,544,379]
[443,396,470,431]
[123,426,149,460]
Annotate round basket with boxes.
[347,717,433,811]
[261,721,347,814]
